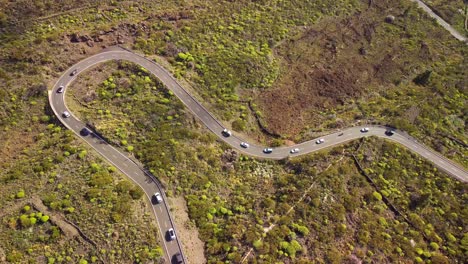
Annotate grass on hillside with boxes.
[0,0,466,263]
[65,62,467,263]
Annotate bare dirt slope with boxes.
[255,2,433,137]
[169,197,206,264]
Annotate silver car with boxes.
[290,148,299,154]
[240,142,249,148]
[316,138,324,144]
[62,111,71,118]
[154,192,163,204]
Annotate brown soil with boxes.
[0,199,30,219]
[256,21,369,136]
[0,130,35,168]
[257,63,365,136]
[169,196,206,264]
[255,2,428,138]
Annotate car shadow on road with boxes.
[150,195,160,205]
[87,132,106,144]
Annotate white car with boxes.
[290,148,299,154]
[222,128,232,137]
[360,127,369,132]
[263,148,273,154]
[240,142,249,148]
[56,85,64,93]
[167,228,176,241]
[316,138,324,144]
[62,111,71,118]
[154,192,163,204]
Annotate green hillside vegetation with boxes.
[0,126,162,262]
[0,0,466,263]
[423,0,467,33]
[65,63,467,262]
[253,1,467,169]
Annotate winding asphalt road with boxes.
[48,47,186,264]
[49,43,467,262]
[410,0,467,43]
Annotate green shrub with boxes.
[16,190,25,198]
[232,119,246,131]
[430,242,440,251]
[78,150,87,159]
[29,217,37,225]
[372,191,382,201]
[253,240,263,250]
[129,188,144,200]
[19,214,31,227]
[291,223,310,236]
[6,250,23,262]
[116,181,133,193]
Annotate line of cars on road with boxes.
[220,127,395,155]
[152,192,183,263]
[57,76,183,262]
[223,129,296,154]
[56,68,78,94]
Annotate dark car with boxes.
[70,69,78,76]
[56,85,64,93]
[385,130,395,136]
[222,128,232,137]
[80,127,91,136]
[172,253,183,264]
